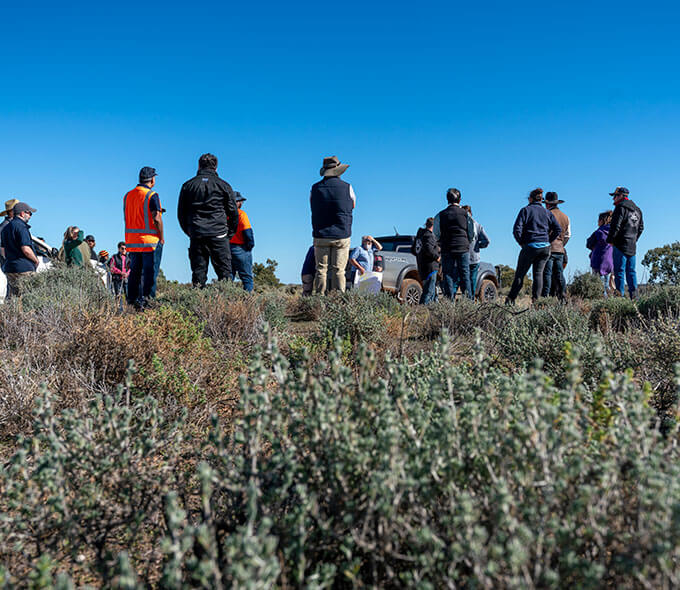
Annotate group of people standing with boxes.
[307,155,644,303]
[123,155,255,309]
[0,152,645,306]
[0,154,256,306]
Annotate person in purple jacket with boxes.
[586,210,614,297]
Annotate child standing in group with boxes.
[586,211,614,296]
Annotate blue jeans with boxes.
[420,271,438,304]
[149,242,163,298]
[612,247,637,297]
[542,252,566,299]
[230,244,254,292]
[441,252,472,300]
[127,251,155,307]
[469,263,480,298]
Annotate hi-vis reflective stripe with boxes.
[142,190,153,230]
[126,228,159,234]
[126,242,158,249]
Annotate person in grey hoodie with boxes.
[462,205,490,297]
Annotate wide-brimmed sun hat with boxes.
[544,191,565,205]
[320,156,349,177]
[0,198,20,217]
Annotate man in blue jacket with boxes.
[310,156,355,293]
[506,188,562,304]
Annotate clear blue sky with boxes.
[1,1,677,284]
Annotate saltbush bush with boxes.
[589,297,639,332]
[568,271,605,300]
[20,264,112,313]
[636,285,680,319]
[492,301,605,388]
[3,335,680,588]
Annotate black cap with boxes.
[234,191,246,202]
[609,186,629,196]
[85,235,95,242]
[13,202,37,215]
[139,166,157,182]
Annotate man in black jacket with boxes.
[178,153,239,288]
[413,217,440,304]
[606,187,644,299]
[434,188,474,300]
[506,188,562,304]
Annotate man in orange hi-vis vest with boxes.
[124,166,164,310]
[229,192,254,291]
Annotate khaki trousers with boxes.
[6,271,35,298]
[313,237,351,294]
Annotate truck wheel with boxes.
[400,279,422,305]
[479,279,498,302]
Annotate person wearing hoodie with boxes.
[462,205,490,297]
[606,187,644,299]
[413,217,440,304]
[506,188,562,304]
[586,211,614,297]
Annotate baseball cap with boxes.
[85,235,95,242]
[13,202,37,215]
[609,187,629,196]
[234,191,246,202]
[139,166,158,182]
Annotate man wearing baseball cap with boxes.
[229,192,255,291]
[606,187,644,299]
[123,166,164,310]
[0,202,40,297]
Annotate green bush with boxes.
[4,334,680,587]
[493,302,605,388]
[636,285,680,319]
[0,369,185,581]
[317,290,400,349]
[589,297,639,332]
[19,264,112,313]
[568,271,605,300]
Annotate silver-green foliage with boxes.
[3,334,680,588]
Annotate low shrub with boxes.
[0,377,185,582]
[636,285,680,319]
[589,297,639,332]
[492,301,605,388]
[317,290,400,350]
[19,264,112,313]
[568,271,605,300]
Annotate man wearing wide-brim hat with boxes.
[541,191,571,301]
[0,198,20,263]
[1,202,40,298]
[310,156,356,293]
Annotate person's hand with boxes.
[160,239,165,245]
[360,267,365,275]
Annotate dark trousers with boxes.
[127,251,155,306]
[542,252,566,299]
[230,244,254,292]
[441,252,472,300]
[112,277,127,297]
[149,242,163,298]
[189,235,232,288]
[507,245,551,302]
